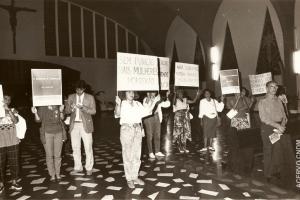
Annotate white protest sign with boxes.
[31,69,62,106]
[220,69,240,95]
[0,85,5,117]
[175,62,199,87]
[117,52,159,91]
[158,57,170,90]
[249,72,272,95]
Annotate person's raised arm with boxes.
[31,106,41,122]
[114,96,121,118]
[187,89,201,104]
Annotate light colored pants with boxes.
[71,123,94,171]
[120,124,143,181]
[44,132,63,176]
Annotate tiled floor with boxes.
[0,113,299,200]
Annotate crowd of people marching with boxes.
[0,79,293,192]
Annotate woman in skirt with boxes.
[199,89,224,152]
[173,89,200,153]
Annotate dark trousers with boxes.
[0,144,19,182]
[143,114,161,154]
[260,123,283,178]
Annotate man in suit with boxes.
[66,80,96,175]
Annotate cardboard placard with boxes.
[249,72,272,95]
[158,57,170,90]
[0,85,5,117]
[117,52,159,91]
[220,69,240,95]
[31,69,62,106]
[175,62,199,87]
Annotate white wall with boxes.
[0,0,151,102]
[165,16,198,64]
[212,0,284,92]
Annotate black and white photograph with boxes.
[0,0,300,199]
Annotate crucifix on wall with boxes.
[0,0,36,54]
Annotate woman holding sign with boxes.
[114,91,148,189]
[199,89,224,152]
[31,105,66,181]
[228,87,254,130]
[173,89,200,153]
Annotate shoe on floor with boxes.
[50,176,56,182]
[86,170,92,176]
[209,147,215,151]
[10,183,22,191]
[149,153,155,159]
[127,181,135,189]
[155,152,165,157]
[133,178,145,186]
[184,149,190,153]
[56,175,62,180]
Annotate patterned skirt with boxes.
[173,109,191,143]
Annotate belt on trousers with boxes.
[121,123,141,128]
[74,121,83,123]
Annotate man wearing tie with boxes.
[66,80,96,175]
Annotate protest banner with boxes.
[249,72,272,95]
[0,84,5,117]
[220,69,240,95]
[174,62,199,87]
[158,57,170,90]
[117,52,159,91]
[31,69,62,106]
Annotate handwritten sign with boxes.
[175,62,199,87]
[249,72,272,95]
[158,57,170,90]
[117,52,159,91]
[220,69,240,95]
[0,84,5,117]
[31,69,62,106]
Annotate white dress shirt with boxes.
[198,98,224,119]
[75,93,84,121]
[143,95,171,123]
[119,100,148,125]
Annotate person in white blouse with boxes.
[143,91,170,159]
[114,91,148,189]
[199,89,224,152]
[173,89,200,153]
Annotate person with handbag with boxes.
[228,87,254,130]
[173,89,200,153]
[114,91,149,189]
[0,94,22,193]
[198,89,224,152]
[31,105,66,181]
